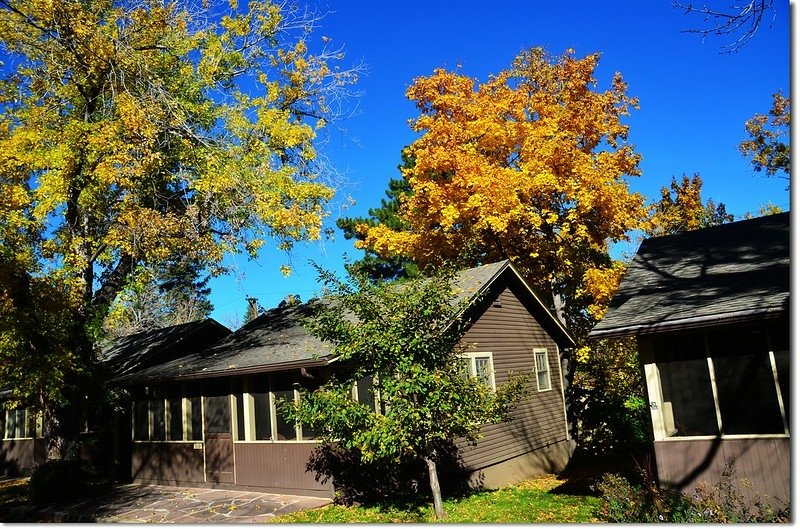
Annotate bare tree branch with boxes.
[673,0,776,52]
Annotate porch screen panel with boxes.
[0,410,4,439]
[188,396,202,440]
[167,386,183,441]
[655,333,719,437]
[133,400,148,440]
[708,329,783,435]
[150,398,166,441]
[356,376,376,411]
[769,319,790,428]
[252,376,272,440]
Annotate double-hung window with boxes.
[461,352,496,390]
[534,349,552,391]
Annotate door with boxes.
[203,381,234,483]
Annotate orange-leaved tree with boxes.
[357,48,647,333]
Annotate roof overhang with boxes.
[589,306,787,340]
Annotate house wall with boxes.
[132,442,206,484]
[0,438,45,476]
[234,443,333,496]
[459,285,571,487]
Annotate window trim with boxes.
[1,408,38,440]
[534,348,552,392]
[461,351,496,391]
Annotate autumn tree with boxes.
[740,91,790,187]
[289,268,527,519]
[357,48,647,333]
[0,0,359,456]
[646,174,734,237]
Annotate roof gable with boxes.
[590,212,789,339]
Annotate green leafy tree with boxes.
[289,267,527,519]
[0,0,359,457]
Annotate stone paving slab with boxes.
[0,483,331,523]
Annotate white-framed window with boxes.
[233,373,321,442]
[132,385,202,442]
[461,352,496,390]
[1,408,40,440]
[534,349,551,391]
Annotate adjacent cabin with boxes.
[114,260,575,497]
[590,212,790,506]
[0,318,231,478]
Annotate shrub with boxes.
[28,459,104,505]
[596,459,789,523]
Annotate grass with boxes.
[0,478,29,508]
[272,474,602,523]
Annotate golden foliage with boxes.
[359,48,646,322]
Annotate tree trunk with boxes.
[424,453,445,520]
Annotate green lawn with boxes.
[273,475,602,523]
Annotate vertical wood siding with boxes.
[132,443,205,483]
[655,437,790,505]
[0,439,44,476]
[458,286,568,471]
[234,443,332,494]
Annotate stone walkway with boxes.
[0,483,331,523]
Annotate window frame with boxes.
[461,351,496,391]
[533,348,552,392]
[1,408,39,440]
[132,386,202,443]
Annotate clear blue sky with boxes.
[208,1,792,327]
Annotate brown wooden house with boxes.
[590,212,790,507]
[113,260,575,497]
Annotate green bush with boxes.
[596,460,789,523]
[28,459,100,505]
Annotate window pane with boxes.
[356,376,376,411]
[133,400,149,441]
[273,390,296,440]
[26,409,37,438]
[151,399,166,441]
[253,392,272,440]
[234,393,245,441]
[0,410,5,439]
[535,351,550,390]
[168,398,183,441]
[713,353,783,435]
[188,397,202,441]
[475,357,492,388]
[6,409,17,439]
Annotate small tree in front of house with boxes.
[288,267,527,520]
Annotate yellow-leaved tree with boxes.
[358,48,647,333]
[0,0,359,456]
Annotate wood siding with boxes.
[132,442,205,483]
[654,437,789,505]
[0,439,44,476]
[459,286,568,471]
[234,443,332,494]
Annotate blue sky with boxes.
[208,1,792,326]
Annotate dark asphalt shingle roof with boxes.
[590,212,789,338]
[116,260,573,385]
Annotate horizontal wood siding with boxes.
[0,439,44,476]
[234,443,332,494]
[459,286,568,471]
[654,437,790,504]
[132,442,205,483]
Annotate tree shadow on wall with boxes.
[306,442,479,509]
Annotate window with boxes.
[461,352,496,390]
[534,349,551,391]
[132,385,203,442]
[233,372,322,442]
[651,323,789,439]
[1,408,37,440]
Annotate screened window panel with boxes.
[168,398,183,441]
[133,400,149,440]
[234,393,246,441]
[713,353,784,435]
[774,350,789,429]
[188,396,202,441]
[356,376,376,411]
[204,379,231,434]
[658,357,719,436]
[273,390,297,440]
[26,410,37,438]
[6,409,17,439]
[0,410,5,439]
[150,399,166,441]
[253,391,272,440]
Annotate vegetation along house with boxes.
[111,260,575,498]
[590,212,789,506]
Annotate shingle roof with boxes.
[115,260,574,385]
[590,212,790,339]
[103,319,231,378]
